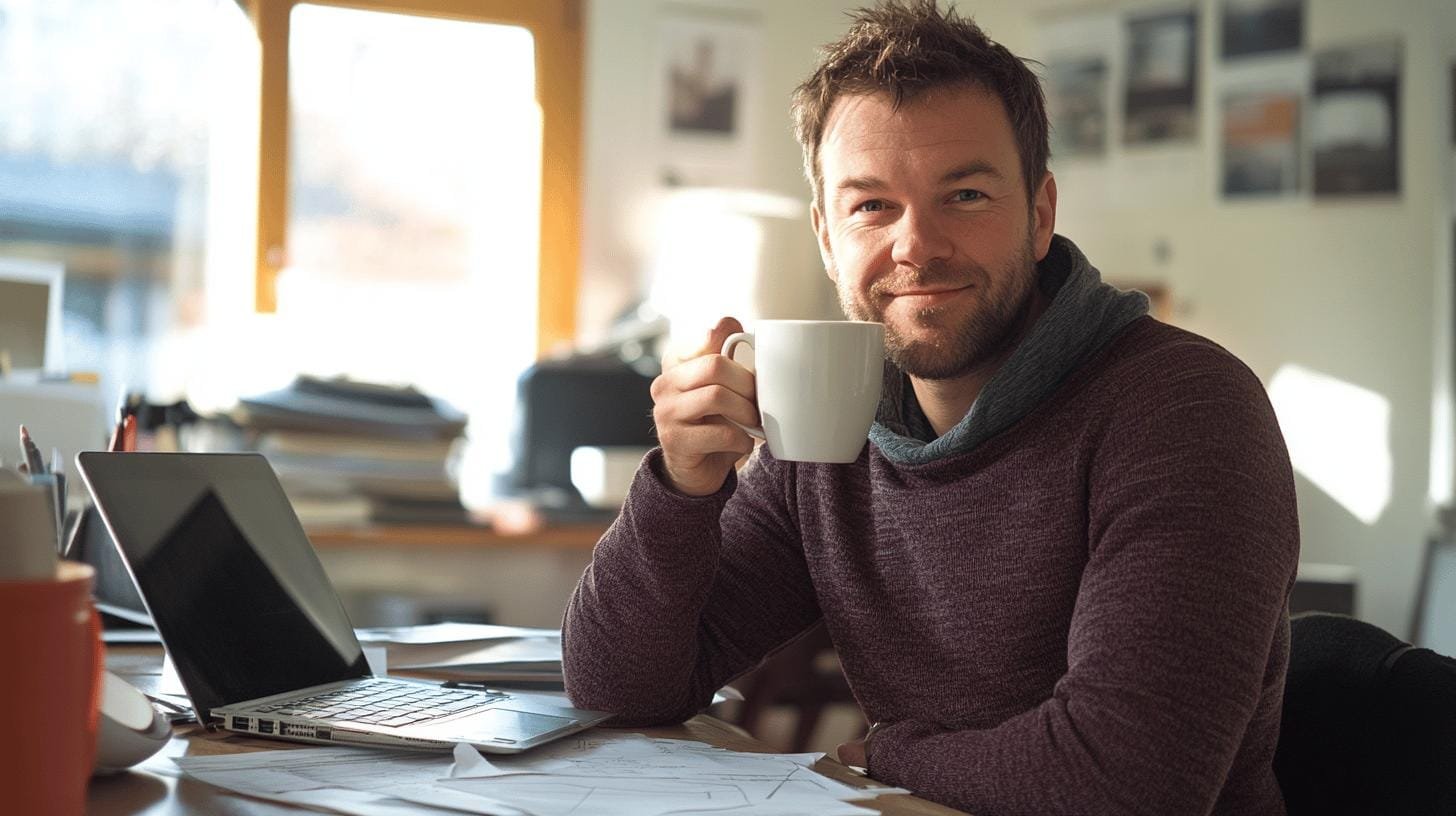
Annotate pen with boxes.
[18,425,46,475]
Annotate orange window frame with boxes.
[246,0,582,355]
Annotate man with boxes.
[563,2,1299,814]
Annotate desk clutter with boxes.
[172,730,909,816]
[235,376,470,526]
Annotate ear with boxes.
[1031,172,1058,262]
[810,202,836,281]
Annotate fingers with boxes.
[651,316,759,495]
[651,352,757,406]
[654,382,760,429]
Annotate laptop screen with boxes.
[77,452,369,720]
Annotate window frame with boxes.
[245,0,582,355]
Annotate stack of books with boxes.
[235,376,469,526]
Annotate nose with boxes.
[889,206,954,270]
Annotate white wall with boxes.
[579,0,1456,638]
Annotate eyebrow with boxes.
[941,160,1006,184]
[832,160,1008,198]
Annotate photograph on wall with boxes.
[1220,0,1302,60]
[1048,56,1109,158]
[661,14,754,138]
[1311,39,1401,197]
[1123,10,1199,145]
[655,11,759,185]
[1222,90,1300,197]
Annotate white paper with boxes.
[176,746,527,816]
[356,622,558,645]
[442,734,906,816]
[388,636,562,672]
[174,732,907,816]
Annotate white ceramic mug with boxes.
[720,320,884,463]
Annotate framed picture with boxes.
[655,10,760,186]
[1311,39,1401,197]
[1048,56,1110,158]
[1222,89,1300,197]
[1221,0,1303,60]
[1124,9,1199,145]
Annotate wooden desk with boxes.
[92,647,965,815]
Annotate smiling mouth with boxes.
[887,285,972,303]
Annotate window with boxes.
[0,0,257,403]
[277,3,542,503]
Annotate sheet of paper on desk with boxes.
[175,747,529,816]
[357,622,566,683]
[387,636,562,673]
[356,622,559,645]
[442,733,909,816]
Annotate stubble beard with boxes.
[836,236,1040,381]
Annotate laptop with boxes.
[76,451,612,753]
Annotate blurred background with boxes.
[1,0,1454,752]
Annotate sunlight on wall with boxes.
[1268,363,1392,525]
[1432,389,1452,507]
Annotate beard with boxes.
[835,235,1040,381]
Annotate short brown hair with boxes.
[791,0,1049,209]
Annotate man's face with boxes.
[811,85,1057,381]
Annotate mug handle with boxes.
[719,332,766,441]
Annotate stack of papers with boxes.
[175,731,910,816]
[355,622,565,687]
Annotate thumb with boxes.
[664,316,746,370]
[703,316,745,357]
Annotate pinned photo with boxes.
[1123,10,1199,145]
[1311,40,1401,197]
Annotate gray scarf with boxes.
[871,235,1149,464]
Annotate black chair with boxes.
[1275,612,1456,815]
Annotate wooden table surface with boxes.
[91,646,966,815]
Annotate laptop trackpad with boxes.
[455,708,577,741]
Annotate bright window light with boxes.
[274,5,540,509]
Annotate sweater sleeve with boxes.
[867,342,1301,815]
[561,447,823,725]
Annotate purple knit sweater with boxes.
[563,317,1300,815]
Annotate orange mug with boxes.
[0,562,103,816]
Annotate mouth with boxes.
[886,284,972,308]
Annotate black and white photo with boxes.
[1312,40,1401,196]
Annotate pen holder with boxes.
[0,562,103,816]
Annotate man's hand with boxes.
[650,316,760,497]
[836,738,867,769]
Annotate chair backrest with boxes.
[1275,612,1456,816]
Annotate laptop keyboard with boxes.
[247,679,509,728]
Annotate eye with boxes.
[854,199,886,213]
[951,189,983,203]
